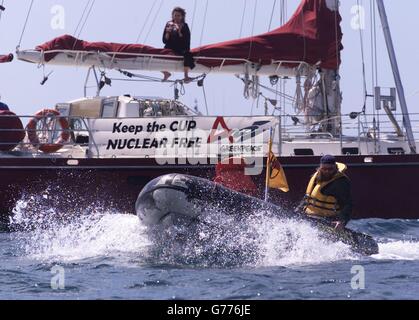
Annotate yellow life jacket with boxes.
[304,163,348,218]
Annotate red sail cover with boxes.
[0,54,13,63]
[195,0,343,69]
[35,0,342,69]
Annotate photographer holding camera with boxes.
[162,7,195,83]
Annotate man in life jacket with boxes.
[300,155,352,230]
[213,157,258,197]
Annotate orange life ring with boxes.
[26,109,70,153]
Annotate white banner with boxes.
[88,116,279,158]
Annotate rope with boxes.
[268,0,277,31]
[239,0,247,38]
[135,0,157,43]
[17,0,34,48]
[143,0,164,45]
[199,0,209,48]
[238,76,296,102]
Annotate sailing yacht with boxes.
[1,0,418,220]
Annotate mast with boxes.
[376,0,416,154]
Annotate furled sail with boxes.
[16,0,342,76]
[0,54,13,63]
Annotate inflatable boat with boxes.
[135,174,379,256]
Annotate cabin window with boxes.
[101,98,118,118]
[342,148,359,155]
[388,147,405,155]
[294,148,314,156]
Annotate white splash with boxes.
[14,195,419,267]
[11,200,151,263]
[373,241,419,261]
[253,218,356,267]
[11,197,358,267]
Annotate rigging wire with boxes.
[246,0,258,61]
[279,0,287,117]
[201,82,209,116]
[76,0,95,39]
[298,0,307,63]
[199,0,209,48]
[270,1,289,118]
[356,0,368,113]
[143,0,164,45]
[72,0,96,50]
[250,96,255,116]
[190,0,198,33]
[73,0,91,37]
[0,0,5,23]
[239,0,247,38]
[370,0,378,89]
[268,0,277,31]
[17,0,34,48]
[370,1,377,116]
[118,69,176,83]
[117,69,207,86]
[135,0,158,43]
[369,0,380,145]
[280,0,287,25]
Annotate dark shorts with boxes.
[182,52,195,69]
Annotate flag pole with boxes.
[264,127,273,202]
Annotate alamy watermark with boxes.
[50,5,65,30]
[51,265,65,290]
[351,265,365,290]
[350,5,366,30]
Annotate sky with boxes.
[0,0,418,125]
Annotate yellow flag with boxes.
[265,138,289,193]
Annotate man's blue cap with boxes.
[320,155,336,165]
[0,102,9,111]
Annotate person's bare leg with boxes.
[161,71,171,82]
[183,67,192,83]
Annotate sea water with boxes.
[1,196,419,300]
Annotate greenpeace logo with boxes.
[220,145,263,153]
